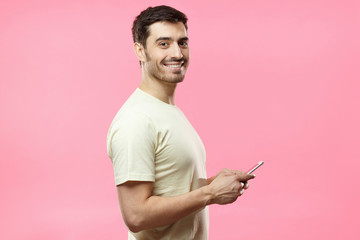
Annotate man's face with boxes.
[142,21,189,84]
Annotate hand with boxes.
[207,169,255,205]
[231,170,251,191]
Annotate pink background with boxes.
[1,0,359,239]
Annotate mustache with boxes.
[162,58,186,63]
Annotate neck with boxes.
[139,76,177,105]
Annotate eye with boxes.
[179,41,188,48]
[159,42,168,47]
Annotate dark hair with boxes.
[132,5,188,48]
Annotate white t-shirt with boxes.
[107,88,209,240]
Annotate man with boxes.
[107,5,255,240]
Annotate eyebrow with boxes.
[155,37,189,42]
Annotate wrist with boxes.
[201,185,214,206]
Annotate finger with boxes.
[240,182,244,189]
[239,189,244,195]
[243,181,249,189]
[234,171,255,182]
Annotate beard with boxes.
[144,52,188,84]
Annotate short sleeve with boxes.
[107,111,157,186]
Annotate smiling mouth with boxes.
[163,61,184,69]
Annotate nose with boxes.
[170,43,183,59]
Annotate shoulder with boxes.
[116,109,155,132]
[108,106,156,136]
[110,89,158,129]
[106,107,157,158]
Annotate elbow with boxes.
[124,213,146,233]
[127,223,142,233]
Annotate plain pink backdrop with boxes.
[1,0,359,239]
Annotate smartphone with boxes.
[247,161,264,174]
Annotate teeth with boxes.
[165,64,182,68]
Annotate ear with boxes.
[133,42,146,63]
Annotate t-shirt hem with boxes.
[115,174,155,186]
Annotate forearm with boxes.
[119,170,255,233]
[124,185,212,232]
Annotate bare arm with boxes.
[117,169,255,232]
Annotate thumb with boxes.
[234,171,255,182]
